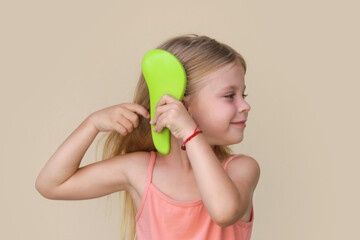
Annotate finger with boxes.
[115,123,128,136]
[150,103,172,125]
[155,94,177,108]
[115,120,130,136]
[153,113,167,133]
[125,103,150,119]
[121,110,140,128]
[117,114,134,133]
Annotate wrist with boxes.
[84,116,100,133]
[181,124,203,151]
[181,124,200,142]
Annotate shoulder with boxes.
[120,151,153,188]
[226,154,261,191]
[121,151,152,174]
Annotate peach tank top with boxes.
[135,151,254,240]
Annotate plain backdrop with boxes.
[1,0,359,239]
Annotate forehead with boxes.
[201,62,246,92]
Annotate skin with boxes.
[150,60,250,173]
[35,60,258,227]
[149,61,255,226]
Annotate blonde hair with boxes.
[99,34,247,240]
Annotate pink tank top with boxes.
[135,151,254,240]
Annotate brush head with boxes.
[142,49,187,154]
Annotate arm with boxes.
[185,133,260,227]
[35,117,134,200]
[35,103,150,200]
[35,117,100,198]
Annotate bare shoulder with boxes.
[120,151,151,179]
[226,154,261,191]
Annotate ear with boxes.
[182,95,190,102]
[181,95,190,109]
[181,100,188,110]
[181,95,193,117]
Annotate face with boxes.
[183,61,250,146]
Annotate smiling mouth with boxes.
[230,121,246,127]
[231,121,246,124]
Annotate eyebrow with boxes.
[221,85,246,91]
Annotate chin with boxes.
[230,135,245,144]
[204,130,245,145]
[212,136,244,146]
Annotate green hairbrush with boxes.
[142,49,187,155]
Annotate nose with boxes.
[237,97,251,113]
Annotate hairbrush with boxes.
[142,49,187,154]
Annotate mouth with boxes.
[230,121,247,128]
[231,120,247,124]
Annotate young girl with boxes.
[35,34,260,240]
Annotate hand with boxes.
[87,103,150,136]
[150,94,197,141]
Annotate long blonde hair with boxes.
[98,34,247,240]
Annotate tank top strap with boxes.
[135,151,156,222]
[223,153,245,170]
[146,151,156,185]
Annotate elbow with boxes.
[215,215,238,228]
[35,181,48,198]
[35,179,56,199]
[213,206,243,228]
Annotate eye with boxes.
[225,93,248,99]
[225,94,235,98]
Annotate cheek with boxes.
[190,101,215,128]
[212,102,235,118]
[198,102,234,129]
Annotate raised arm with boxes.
[35,103,150,200]
[35,117,100,199]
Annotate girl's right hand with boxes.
[87,103,150,135]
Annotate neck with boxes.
[159,134,217,172]
[159,134,192,172]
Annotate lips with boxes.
[231,120,246,124]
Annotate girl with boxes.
[35,34,260,240]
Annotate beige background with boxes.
[1,0,359,239]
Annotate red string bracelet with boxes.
[181,124,203,150]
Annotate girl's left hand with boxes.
[150,94,198,141]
